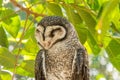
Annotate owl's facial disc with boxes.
[35,25,67,50]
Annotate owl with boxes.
[35,16,89,80]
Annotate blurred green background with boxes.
[0,0,120,80]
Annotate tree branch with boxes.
[12,48,21,80]
[10,0,46,17]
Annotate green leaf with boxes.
[106,39,120,71]
[2,16,20,38]
[100,0,119,19]
[0,47,15,68]
[24,38,39,53]
[87,0,100,11]
[15,60,35,77]
[112,5,120,31]
[0,0,2,7]
[96,0,119,42]
[0,71,12,80]
[27,0,39,4]
[0,9,17,22]
[0,26,8,48]
[16,67,34,77]
[21,19,33,28]
[75,6,96,35]
[87,31,101,55]
[63,5,87,44]
[63,5,82,25]
[75,24,88,44]
[24,27,35,39]
[20,60,34,74]
[47,3,63,16]
[64,0,74,3]
[103,37,112,48]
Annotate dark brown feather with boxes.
[72,48,89,80]
[38,16,69,27]
[35,50,46,80]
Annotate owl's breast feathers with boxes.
[35,47,89,80]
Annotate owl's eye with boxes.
[49,28,61,37]
[37,42,40,45]
[36,29,40,33]
[36,25,44,34]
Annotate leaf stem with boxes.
[12,48,21,80]
[10,0,46,17]
[12,14,36,79]
[12,14,29,80]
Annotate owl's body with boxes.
[35,16,89,80]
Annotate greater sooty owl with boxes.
[35,16,89,80]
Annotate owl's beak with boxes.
[42,41,51,50]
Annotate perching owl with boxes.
[35,16,89,80]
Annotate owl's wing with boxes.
[72,48,89,80]
[35,49,46,80]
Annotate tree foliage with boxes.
[0,0,120,80]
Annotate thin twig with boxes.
[9,1,45,79]
[12,15,36,80]
[12,48,21,80]
[10,0,46,17]
[18,14,29,44]
[11,14,29,80]
[25,16,36,33]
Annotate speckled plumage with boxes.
[38,16,68,27]
[35,16,89,80]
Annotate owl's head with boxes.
[35,16,75,50]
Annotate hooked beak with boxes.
[42,41,52,50]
